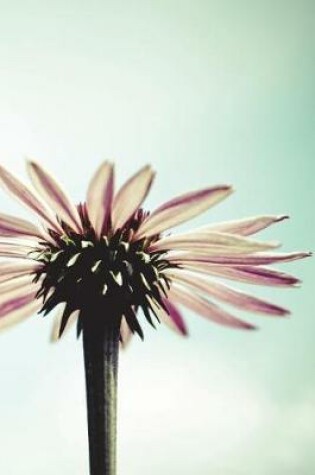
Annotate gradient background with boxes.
[0,1,314,474]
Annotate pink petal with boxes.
[150,231,280,254]
[0,164,61,232]
[86,161,114,238]
[136,185,233,239]
[167,270,289,316]
[178,262,300,287]
[120,316,133,349]
[26,160,83,233]
[161,298,188,335]
[112,165,155,231]
[168,284,256,330]
[0,212,43,239]
[197,215,289,236]
[0,299,42,332]
[0,282,42,331]
[169,251,311,266]
[50,306,79,342]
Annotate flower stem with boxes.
[82,313,121,475]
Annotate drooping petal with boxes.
[167,270,289,316]
[0,283,41,328]
[0,242,39,259]
[0,298,42,331]
[111,165,155,231]
[194,215,289,236]
[0,275,40,294]
[161,298,188,335]
[120,316,133,349]
[0,212,44,240]
[136,185,233,239]
[168,251,311,266]
[150,231,280,254]
[86,161,114,237]
[168,284,256,330]
[0,260,42,283]
[178,262,300,287]
[26,160,83,233]
[50,305,79,342]
[0,164,61,232]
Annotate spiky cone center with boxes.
[33,210,174,338]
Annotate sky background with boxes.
[0,1,314,474]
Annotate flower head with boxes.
[0,161,310,343]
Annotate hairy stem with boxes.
[83,314,121,475]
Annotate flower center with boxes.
[34,214,174,338]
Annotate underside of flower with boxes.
[0,160,310,475]
[0,160,310,343]
[33,209,175,339]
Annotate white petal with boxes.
[136,185,233,239]
[167,270,289,316]
[196,215,289,236]
[0,164,61,232]
[0,242,39,258]
[112,165,155,231]
[86,161,114,238]
[0,260,42,277]
[150,231,280,254]
[26,160,83,233]
[0,275,39,294]
[168,284,255,330]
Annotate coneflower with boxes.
[0,161,310,475]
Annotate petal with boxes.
[0,212,43,239]
[0,283,41,328]
[168,251,311,266]
[168,284,256,330]
[120,316,133,349]
[161,298,188,335]
[0,298,42,332]
[0,261,42,283]
[136,185,233,239]
[150,231,280,254]
[178,262,300,287]
[50,305,79,342]
[26,160,83,233]
[0,242,38,258]
[0,164,61,232]
[194,215,289,236]
[86,161,114,237]
[167,270,289,316]
[111,165,155,231]
[0,275,39,294]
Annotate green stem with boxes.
[82,314,121,475]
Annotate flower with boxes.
[0,161,310,343]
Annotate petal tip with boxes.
[277,214,290,222]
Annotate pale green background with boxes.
[0,1,314,474]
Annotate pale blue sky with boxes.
[0,1,314,474]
